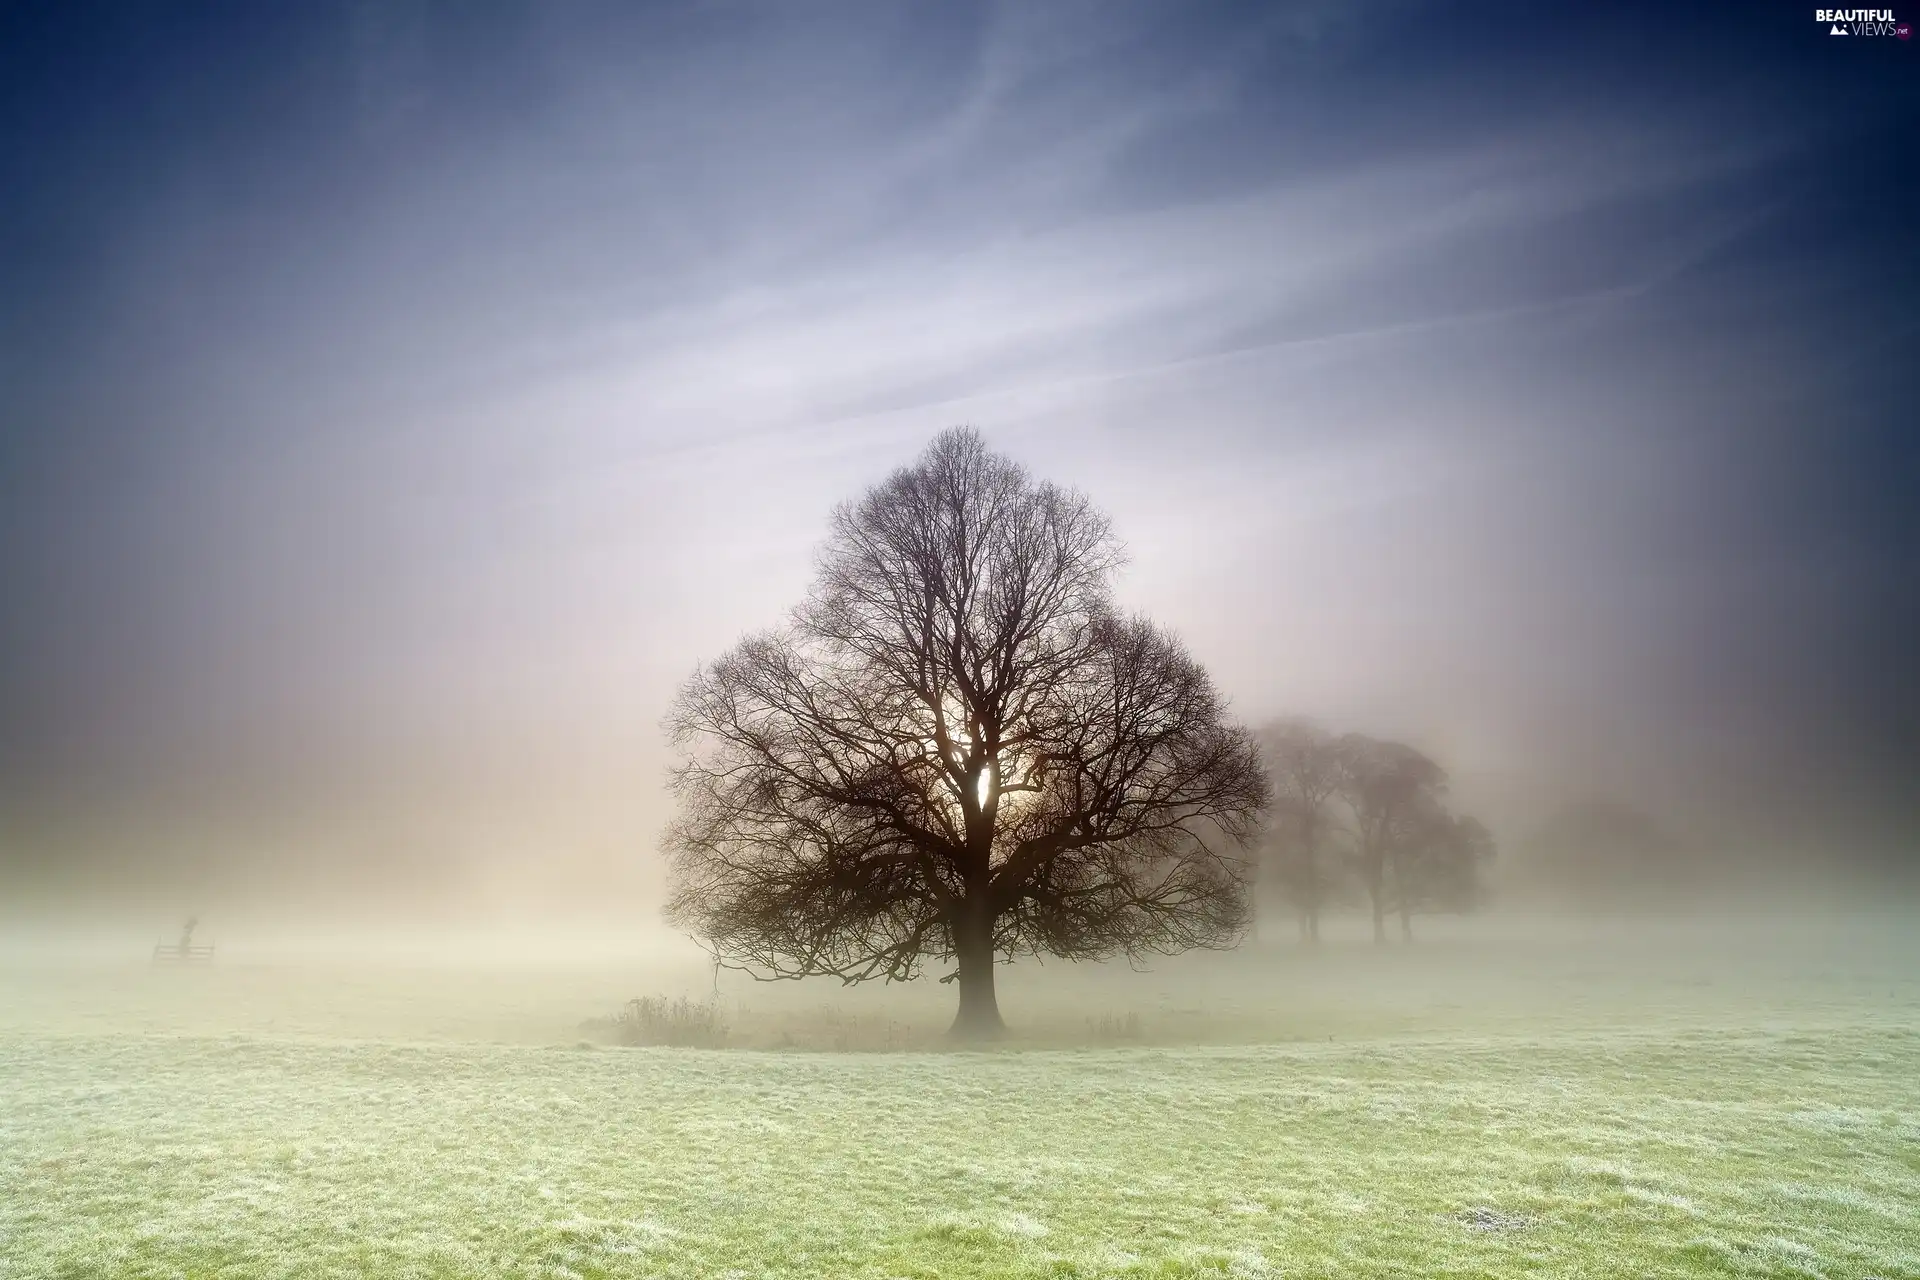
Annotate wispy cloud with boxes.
[2,0,1913,906]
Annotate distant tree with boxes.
[1258,719,1349,943]
[1519,799,1690,908]
[664,428,1269,1037]
[1392,810,1497,935]
[1443,815,1498,909]
[1337,735,1448,943]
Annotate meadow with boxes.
[2,916,1916,1279]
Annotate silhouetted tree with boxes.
[1258,719,1348,943]
[1337,735,1447,943]
[664,428,1269,1037]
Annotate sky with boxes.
[1,0,1915,921]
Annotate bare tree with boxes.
[1258,719,1348,943]
[1337,735,1447,943]
[665,429,1268,1037]
[1433,814,1497,912]
[1389,806,1497,938]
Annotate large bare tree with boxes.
[665,428,1268,1036]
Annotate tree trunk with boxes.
[948,906,1005,1039]
[1366,860,1386,944]
[1392,856,1413,941]
[1300,851,1319,945]
[1249,856,1264,947]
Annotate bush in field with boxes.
[612,996,727,1048]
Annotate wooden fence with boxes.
[152,941,216,963]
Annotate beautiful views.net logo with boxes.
[1816,7,1912,35]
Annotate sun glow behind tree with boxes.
[663,428,1268,1035]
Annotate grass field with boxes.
[2,918,1916,1278]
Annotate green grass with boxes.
[2,921,1917,1278]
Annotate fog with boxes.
[9,13,1919,1279]
[2,2,1915,943]
[0,914,1910,1062]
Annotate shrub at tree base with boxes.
[610,996,727,1048]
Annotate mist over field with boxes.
[6,915,1919,1277]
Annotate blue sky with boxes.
[1,1,1915,912]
